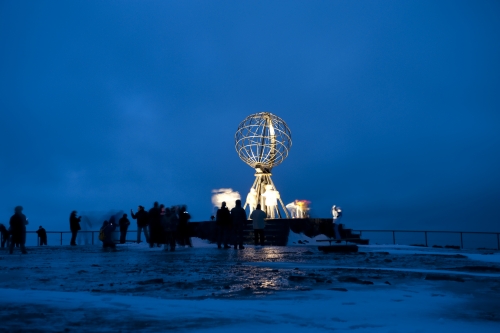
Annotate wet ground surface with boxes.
[1,243,500,298]
[1,242,500,332]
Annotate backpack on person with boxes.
[98,228,105,241]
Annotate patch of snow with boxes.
[287,231,330,246]
[190,237,214,248]
[362,245,500,264]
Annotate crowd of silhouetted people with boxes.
[215,199,267,249]
[0,206,30,254]
[1,199,271,253]
[67,202,193,251]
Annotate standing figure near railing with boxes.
[100,220,117,249]
[118,214,130,244]
[0,223,10,248]
[9,206,28,254]
[131,206,149,244]
[178,205,192,247]
[162,207,178,251]
[332,205,342,240]
[148,202,163,248]
[36,226,47,246]
[231,199,247,250]
[69,211,81,246]
[250,204,267,246]
[216,202,231,249]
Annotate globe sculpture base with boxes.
[243,169,290,219]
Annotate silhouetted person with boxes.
[250,204,267,246]
[131,206,149,243]
[0,223,10,248]
[230,200,247,249]
[160,207,168,250]
[36,226,47,246]
[161,207,178,251]
[332,205,342,240]
[178,205,192,247]
[216,201,231,249]
[21,213,29,247]
[69,211,81,245]
[148,202,162,248]
[100,220,117,249]
[119,214,130,244]
[9,206,27,254]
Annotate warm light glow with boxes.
[262,184,280,218]
[262,185,279,206]
[286,200,311,218]
[332,205,341,219]
[269,122,275,136]
[211,188,241,210]
[246,188,258,215]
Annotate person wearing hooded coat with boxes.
[216,202,231,249]
[69,211,81,245]
[9,206,28,254]
[230,200,247,249]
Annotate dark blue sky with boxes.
[1,1,499,231]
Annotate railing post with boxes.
[392,231,396,245]
[60,232,63,246]
[460,232,463,249]
[424,231,428,247]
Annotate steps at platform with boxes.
[242,219,290,246]
[341,228,369,245]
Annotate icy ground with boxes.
[1,237,499,332]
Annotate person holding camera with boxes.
[131,206,149,243]
[332,205,342,240]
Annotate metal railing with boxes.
[353,230,500,250]
[2,229,500,250]
[1,230,140,247]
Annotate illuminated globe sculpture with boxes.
[235,112,292,218]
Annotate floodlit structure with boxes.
[235,112,292,218]
[246,188,258,215]
[286,200,311,218]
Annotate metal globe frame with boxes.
[235,112,292,218]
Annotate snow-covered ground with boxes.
[0,236,499,332]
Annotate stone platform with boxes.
[188,218,369,246]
